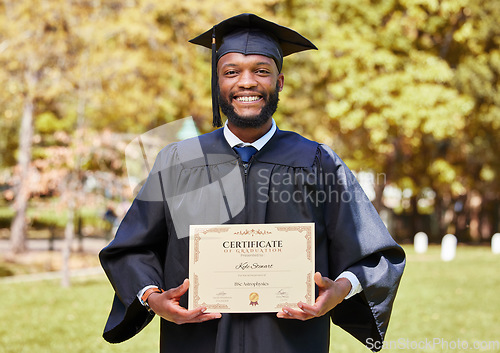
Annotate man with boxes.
[100,13,405,353]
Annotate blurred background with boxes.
[0,0,499,352]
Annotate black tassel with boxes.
[211,28,222,127]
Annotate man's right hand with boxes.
[147,279,222,324]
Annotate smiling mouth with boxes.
[234,95,262,103]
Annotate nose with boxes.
[237,70,257,89]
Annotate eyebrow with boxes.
[221,61,273,69]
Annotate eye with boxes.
[224,70,238,76]
[256,69,270,75]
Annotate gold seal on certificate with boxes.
[188,223,315,313]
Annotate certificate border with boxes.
[274,225,314,307]
[193,227,230,263]
[190,223,315,312]
[192,227,232,310]
[192,273,230,310]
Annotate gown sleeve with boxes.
[318,144,406,351]
[99,146,175,343]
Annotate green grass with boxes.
[1,245,499,353]
[0,276,160,353]
[330,245,500,352]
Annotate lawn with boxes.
[329,245,500,352]
[0,245,499,353]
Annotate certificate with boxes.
[188,223,315,313]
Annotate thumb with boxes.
[167,278,189,297]
[314,272,326,287]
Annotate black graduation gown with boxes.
[99,128,405,353]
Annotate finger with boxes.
[314,272,334,289]
[176,307,221,324]
[276,307,313,321]
[314,272,333,289]
[163,305,204,324]
[276,307,294,319]
[297,302,321,317]
[166,278,189,298]
[278,309,312,320]
[314,272,324,286]
[184,312,222,323]
[182,306,210,321]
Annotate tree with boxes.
[267,0,499,240]
[2,0,497,247]
[1,0,83,253]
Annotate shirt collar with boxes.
[223,119,277,151]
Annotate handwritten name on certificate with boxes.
[188,223,315,313]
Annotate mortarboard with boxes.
[189,13,317,127]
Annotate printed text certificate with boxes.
[188,223,315,313]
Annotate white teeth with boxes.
[236,96,260,102]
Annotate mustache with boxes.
[229,89,266,100]
[218,83,280,129]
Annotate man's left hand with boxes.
[276,272,351,321]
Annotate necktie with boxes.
[233,145,257,163]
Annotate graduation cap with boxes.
[189,13,317,127]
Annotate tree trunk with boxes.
[61,196,75,288]
[10,96,34,254]
[372,179,386,212]
[410,195,419,237]
[61,85,86,286]
[468,191,482,242]
[455,194,469,242]
[493,199,500,235]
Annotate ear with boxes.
[277,73,284,92]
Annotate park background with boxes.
[0,0,499,352]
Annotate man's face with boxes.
[217,53,284,128]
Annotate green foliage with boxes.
[0,265,14,277]
[1,0,499,240]
[0,203,107,236]
[271,0,499,240]
[35,112,75,135]
[0,206,14,228]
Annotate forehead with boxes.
[217,52,278,69]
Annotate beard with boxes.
[218,82,280,129]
